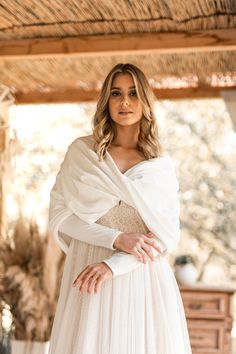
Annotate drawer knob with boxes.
[189,302,202,310]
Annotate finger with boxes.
[73,267,94,289]
[72,266,92,287]
[132,247,145,262]
[136,247,149,263]
[151,242,162,254]
[141,243,155,261]
[72,274,84,287]
[80,270,96,293]
[145,232,156,238]
[143,236,162,254]
[87,274,99,294]
[94,275,104,294]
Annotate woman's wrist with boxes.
[113,232,125,250]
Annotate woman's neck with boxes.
[112,126,140,149]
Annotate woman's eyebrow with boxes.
[111,86,136,90]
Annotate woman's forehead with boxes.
[111,72,135,87]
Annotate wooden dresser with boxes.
[180,284,235,354]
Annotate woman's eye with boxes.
[111,91,120,97]
[130,90,137,96]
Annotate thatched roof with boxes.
[0,0,236,103]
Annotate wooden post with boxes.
[0,86,14,239]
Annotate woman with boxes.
[48,63,192,354]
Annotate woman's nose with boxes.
[121,96,130,107]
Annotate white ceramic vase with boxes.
[175,263,198,285]
[11,340,49,354]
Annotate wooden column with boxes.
[0,86,14,239]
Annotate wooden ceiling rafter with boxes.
[14,85,236,104]
[0,29,236,60]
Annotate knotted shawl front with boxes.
[49,135,181,254]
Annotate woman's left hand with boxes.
[72,262,113,294]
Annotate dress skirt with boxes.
[48,201,192,354]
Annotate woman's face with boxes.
[108,73,143,127]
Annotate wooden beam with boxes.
[154,85,234,100]
[1,29,236,60]
[15,89,100,104]
[14,85,236,104]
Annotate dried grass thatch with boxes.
[0,1,236,101]
[1,51,236,97]
[0,0,235,40]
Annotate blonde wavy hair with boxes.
[92,63,163,160]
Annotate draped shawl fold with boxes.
[49,135,181,254]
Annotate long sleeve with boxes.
[58,213,122,251]
[59,213,166,278]
[58,213,165,278]
[103,238,166,277]
[48,143,123,253]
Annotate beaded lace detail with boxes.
[96,201,149,234]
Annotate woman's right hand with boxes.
[113,232,162,263]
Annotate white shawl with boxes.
[49,135,181,254]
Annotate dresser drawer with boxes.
[181,292,229,319]
[187,320,224,353]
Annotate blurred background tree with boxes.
[156,99,236,285]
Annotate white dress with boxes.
[48,200,192,354]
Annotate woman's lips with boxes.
[119,111,133,115]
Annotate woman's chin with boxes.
[112,118,141,127]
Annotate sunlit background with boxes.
[1,98,236,351]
